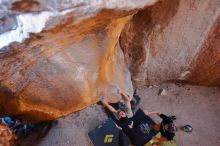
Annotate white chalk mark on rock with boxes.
[0,9,75,49]
[178,71,191,80]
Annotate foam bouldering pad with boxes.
[128,109,158,146]
[88,118,130,146]
[88,109,159,146]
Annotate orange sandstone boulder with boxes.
[0,123,16,146]
[0,0,219,122]
[0,0,159,121]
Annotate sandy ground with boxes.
[35,83,220,146]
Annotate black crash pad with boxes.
[88,109,158,146]
[130,109,158,146]
[88,118,130,146]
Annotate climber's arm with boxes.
[100,97,117,113]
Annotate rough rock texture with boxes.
[0,0,219,121]
[186,17,220,86]
[0,0,158,121]
[0,14,17,34]
[120,0,220,87]
[0,14,133,121]
[0,123,16,145]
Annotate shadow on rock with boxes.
[0,117,57,146]
[15,120,57,146]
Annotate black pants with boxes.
[118,130,125,146]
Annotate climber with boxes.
[146,111,176,144]
[100,87,142,123]
[99,88,192,146]
[146,111,193,145]
[100,88,142,146]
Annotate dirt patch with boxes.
[34,83,220,146]
[35,105,107,146]
[138,83,220,146]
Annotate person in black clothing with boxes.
[159,114,175,140]
[100,87,142,124]
[100,96,136,145]
[100,88,142,146]
[100,97,139,146]
[147,111,176,144]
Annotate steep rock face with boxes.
[120,0,220,87]
[0,13,133,121]
[186,17,220,86]
[0,0,159,121]
[0,0,219,121]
